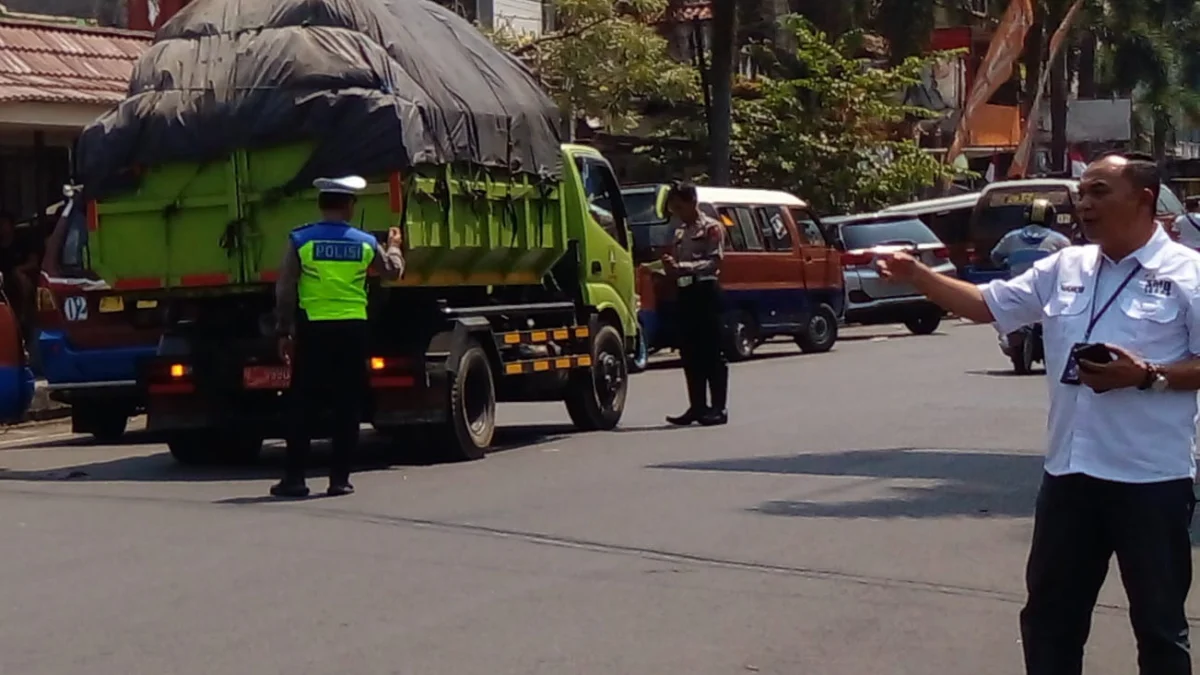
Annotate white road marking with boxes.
[0,431,80,449]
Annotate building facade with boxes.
[0,13,149,223]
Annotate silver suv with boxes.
[826,213,958,335]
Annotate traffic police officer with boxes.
[271,175,405,498]
[662,181,728,426]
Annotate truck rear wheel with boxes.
[434,342,495,462]
[167,431,264,466]
[565,324,627,431]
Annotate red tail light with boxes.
[841,251,874,267]
[147,360,195,395]
[933,246,950,260]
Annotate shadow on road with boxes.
[965,369,1047,378]
[644,349,808,372]
[650,447,1045,519]
[0,423,573,484]
[837,330,946,343]
[643,328,947,373]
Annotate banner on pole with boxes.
[1008,0,1085,178]
[944,0,1035,167]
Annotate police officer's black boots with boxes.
[271,442,311,498]
[270,478,310,498]
[328,476,355,497]
[667,367,708,426]
[701,363,729,426]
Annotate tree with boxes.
[651,16,963,214]
[873,0,939,65]
[485,0,697,135]
[1080,0,1200,159]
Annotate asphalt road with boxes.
[0,322,1193,675]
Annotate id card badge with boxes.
[677,275,694,288]
[1060,353,1082,386]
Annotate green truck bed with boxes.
[89,143,565,291]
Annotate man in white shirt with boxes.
[877,152,1200,675]
[1172,196,1200,251]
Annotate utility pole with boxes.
[1049,0,1070,173]
[708,0,736,185]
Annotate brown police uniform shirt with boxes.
[670,214,724,279]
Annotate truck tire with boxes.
[795,303,838,354]
[434,342,495,462]
[167,431,263,466]
[565,324,627,431]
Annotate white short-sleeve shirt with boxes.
[980,226,1200,483]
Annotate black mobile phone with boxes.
[1071,342,1114,365]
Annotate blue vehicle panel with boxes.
[38,330,155,385]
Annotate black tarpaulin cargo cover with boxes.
[76,0,563,198]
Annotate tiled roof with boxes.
[0,19,150,106]
[669,1,711,22]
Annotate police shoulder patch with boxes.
[312,240,365,262]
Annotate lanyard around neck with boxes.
[1084,260,1142,341]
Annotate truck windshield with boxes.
[840,218,941,250]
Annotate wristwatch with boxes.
[1139,364,1169,392]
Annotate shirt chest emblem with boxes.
[1141,277,1173,298]
[1059,283,1083,293]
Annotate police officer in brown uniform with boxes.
[662,181,729,426]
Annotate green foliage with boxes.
[1086,0,1200,154]
[650,15,963,214]
[485,0,697,133]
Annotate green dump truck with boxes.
[73,0,639,464]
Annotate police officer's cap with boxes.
[1025,198,1056,226]
[313,175,367,195]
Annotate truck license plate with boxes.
[243,365,291,389]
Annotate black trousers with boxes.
[676,279,728,412]
[284,319,369,485]
[1021,472,1195,675]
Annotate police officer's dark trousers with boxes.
[676,279,728,413]
[1020,472,1195,675]
[285,317,369,485]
